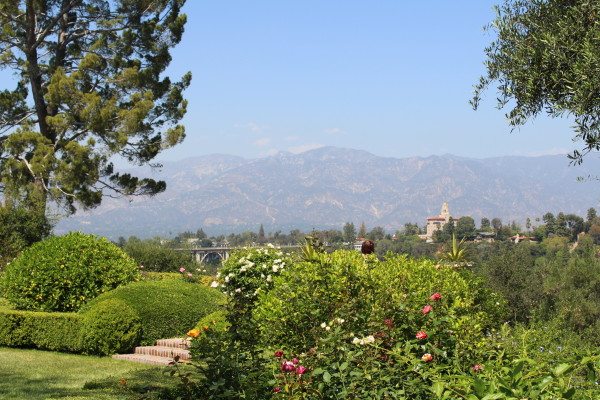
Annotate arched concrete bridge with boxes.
[176,245,302,264]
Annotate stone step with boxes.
[134,345,191,360]
[112,353,175,366]
[156,338,191,350]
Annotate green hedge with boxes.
[0,297,143,355]
[81,280,224,345]
[79,299,142,356]
[0,308,82,352]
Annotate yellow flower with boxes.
[187,329,201,338]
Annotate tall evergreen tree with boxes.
[358,222,367,239]
[0,1,190,214]
[342,222,356,242]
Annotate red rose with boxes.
[274,350,284,358]
[421,305,433,314]
[421,353,433,362]
[416,331,428,340]
[273,387,281,393]
[383,318,394,328]
[292,357,299,365]
[430,292,442,301]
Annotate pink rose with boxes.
[295,365,307,375]
[281,361,295,373]
[187,273,193,278]
[472,364,484,373]
[179,267,186,273]
[292,357,299,365]
[416,331,428,340]
[422,305,433,314]
[430,292,442,301]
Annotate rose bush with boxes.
[177,248,597,400]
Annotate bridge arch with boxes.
[200,251,228,264]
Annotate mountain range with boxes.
[54,147,600,238]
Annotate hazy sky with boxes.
[4,1,580,162]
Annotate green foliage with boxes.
[142,272,187,281]
[194,310,229,332]
[474,0,600,164]
[82,280,223,345]
[255,251,505,358]
[0,307,82,352]
[79,299,142,356]
[473,242,541,322]
[2,232,140,312]
[0,205,51,267]
[0,0,190,211]
[441,233,468,264]
[123,238,195,272]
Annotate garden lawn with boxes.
[0,347,179,399]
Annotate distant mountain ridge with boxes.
[55,147,600,238]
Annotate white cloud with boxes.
[235,122,268,134]
[324,127,345,135]
[288,143,324,154]
[253,137,271,147]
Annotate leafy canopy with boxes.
[0,0,190,212]
[473,0,600,164]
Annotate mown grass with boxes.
[0,347,181,399]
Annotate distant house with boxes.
[509,234,537,243]
[474,232,496,243]
[418,202,454,243]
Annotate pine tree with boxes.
[358,222,367,239]
[0,1,190,214]
[342,222,356,242]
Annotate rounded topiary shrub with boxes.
[2,232,140,312]
[80,280,224,345]
[79,299,142,355]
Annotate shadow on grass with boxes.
[0,367,182,400]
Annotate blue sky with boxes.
[4,1,578,162]
[159,0,576,162]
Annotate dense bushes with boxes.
[79,299,142,355]
[178,247,599,400]
[122,238,196,272]
[82,280,223,345]
[2,232,139,312]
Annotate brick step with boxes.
[134,345,191,360]
[112,353,175,366]
[155,338,191,350]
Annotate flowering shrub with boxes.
[181,248,597,400]
[2,232,139,312]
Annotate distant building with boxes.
[474,232,496,243]
[418,202,453,243]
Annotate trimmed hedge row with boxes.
[0,280,223,354]
[0,308,82,352]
